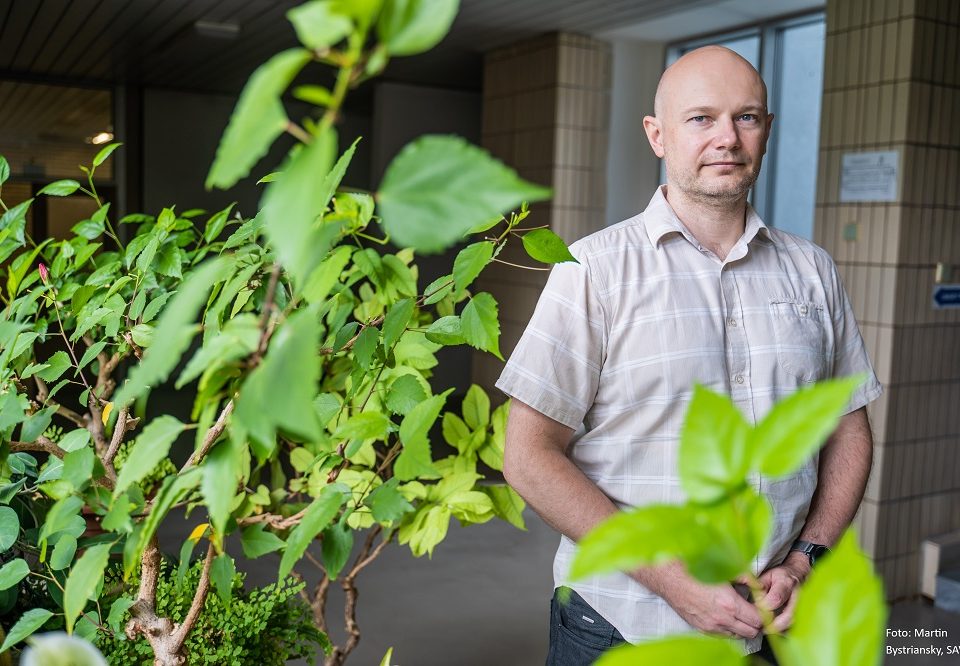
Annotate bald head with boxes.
[653,46,767,119]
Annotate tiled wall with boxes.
[473,33,611,393]
[817,0,960,599]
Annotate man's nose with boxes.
[712,116,741,151]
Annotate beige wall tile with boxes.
[896,18,917,80]
[867,24,885,84]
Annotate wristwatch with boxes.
[789,539,830,567]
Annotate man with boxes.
[497,46,882,664]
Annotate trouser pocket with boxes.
[546,587,625,666]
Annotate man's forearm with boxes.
[796,407,874,546]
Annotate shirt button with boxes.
[727,318,737,327]
[735,375,744,384]
[799,304,808,316]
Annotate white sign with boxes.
[839,150,899,202]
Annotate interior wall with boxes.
[605,39,665,225]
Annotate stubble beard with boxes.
[666,158,761,206]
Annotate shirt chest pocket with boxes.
[769,299,827,383]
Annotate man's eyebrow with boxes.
[678,104,767,115]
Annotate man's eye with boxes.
[689,115,708,123]
[738,114,759,122]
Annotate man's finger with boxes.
[761,576,792,611]
[725,619,762,640]
[731,595,764,630]
[770,589,800,633]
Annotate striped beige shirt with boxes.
[496,186,882,651]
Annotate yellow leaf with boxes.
[101,402,114,425]
[188,523,210,543]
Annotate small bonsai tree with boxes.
[0,0,577,664]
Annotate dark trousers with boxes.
[545,587,780,665]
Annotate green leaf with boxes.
[141,292,172,324]
[0,558,28,590]
[39,495,84,549]
[0,155,8,186]
[50,534,78,570]
[424,315,464,346]
[364,478,413,524]
[113,416,184,497]
[155,242,183,278]
[334,412,391,441]
[72,217,105,240]
[596,635,744,666]
[77,339,108,372]
[58,428,91,453]
[751,376,864,477]
[398,504,450,557]
[234,307,322,459]
[483,485,526,530]
[678,385,751,503]
[422,274,453,305]
[38,179,81,197]
[353,325,379,368]
[521,228,578,264]
[303,245,353,304]
[20,405,57,443]
[127,469,201,577]
[452,242,493,294]
[569,491,770,585]
[287,0,353,50]
[377,0,459,56]
[462,384,490,429]
[177,313,259,387]
[202,438,240,536]
[0,199,32,244]
[203,204,234,243]
[261,127,337,288]
[106,597,135,632]
[378,135,551,253]
[36,350,71,382]
[240,524,286,559]
[293,85,334,107]
[278,483,346,581]
[61,447,95,491]
[63,543,111,633]
[210,553,235,608]
[321,522,353,579]
[385,374,427,414]
[774,531,886,666]
[0,506,19,552]
[93,142,121,167]
[395,389,451,480]
[111,257,229,409]
[382,298,414,349]
[0,608,54,652]
[206,48,312,189]
[441,412,470,449]
[460,292,501,359]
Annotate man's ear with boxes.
[642,115,665,158]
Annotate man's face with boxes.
[644,50,774,203]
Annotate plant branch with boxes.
[171,541,215,649]
[180,399,234,472]
[10,436,67,459]
[492,258,550,271]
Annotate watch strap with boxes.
[790,539,830,567]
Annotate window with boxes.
[666,13,826,240]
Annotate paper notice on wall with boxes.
[839,150,899,202]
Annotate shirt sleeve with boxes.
[825,256,883,413]
[495,247,607,429]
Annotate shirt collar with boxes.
[642,185,776,250]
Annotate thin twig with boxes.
[492,258,551,271]
[180,399,234,472]
[171,541,215,649]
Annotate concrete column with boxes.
[473,33,612,394]
[816,0,960,599]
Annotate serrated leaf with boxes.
[334,412,391,441]
[113,416,184,497]
[241,524,286,559]
[112,257,229,409]
[460,292,501,359]
[38,179,81,197]
[177,313,259,388]
[453,242,493,294]
[521,228,578,264]
[378,135,550,253]
[77,339,108,372]
[0,558,28,590]
[36,350,71,382]
[422,274,453,305]
[377,0,459,56]
[278,483,346,581]
[385,374,427,414]
[261,126,337,288]
[72,217,105,240]
[596,635,744,666]
[395,389,451,480]
[203,204,234,242]
[353,325,379,369]
[287,0,353,50]
[63,543,111,633]
[751,376,864,478]
[321,522,353,579]
[106,597,135,633]
[678,385,750,503]
[210,553,235,608]
[202,438,241,536]
[774,531,885,666]
[424,315,464,346]
[93,142,121,167]
[302,245,353,304]
[155,242,182,278]
[364,478,414,524]
[398,504,450,557]
[207,49,312,189]
[382,298,414,349]
[0,608,53,652]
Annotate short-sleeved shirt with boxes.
[495,186,882,652]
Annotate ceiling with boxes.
[0,0,825,95]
